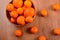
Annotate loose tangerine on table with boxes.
[52,3,60,11]
[30,26,38,34]
[38,35,46,40]
[40,9,47,17]
[53,28,60,35]
[14,30,22,37]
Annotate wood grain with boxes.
[0,0,60,40]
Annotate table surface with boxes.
[0,0,60,40]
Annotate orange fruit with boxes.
[27,0,30,1]
[6,3,14,11]
[53,28,60,35]
[52,3,60,11]
[12,0,23,1]
[23,6,27,11]
[24,8,35,17]
[17,8,23,15]
[17,16,25,25]
[10,11,18,18]
[38,35,46,40]
[13,0,23,8]
[40,9,47,17]
[14,30,22,37]
[30,26,38,34]
[24,0,32,7]
[25,16,33,23]
[10,17,15,23]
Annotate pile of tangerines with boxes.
[6,0,35,25]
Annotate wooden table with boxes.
[0,0,60,40]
